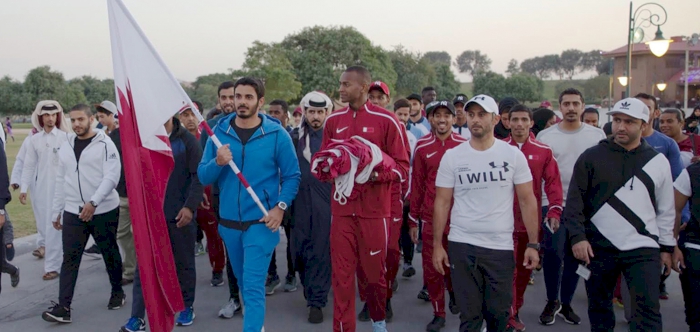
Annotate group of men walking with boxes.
[1,64,699,332]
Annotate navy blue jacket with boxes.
[164,118,203,221]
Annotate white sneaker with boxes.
[218,298,241,319]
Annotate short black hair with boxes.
[662,108,684,123]
[393,98,411,111]
[70,104,92,117]
[192,100,203,112]
[508,104,533,120]
[582,107,599,118]
[269,99,289,112]
[406,93,422,102]
[95,107,112,116]
[421,86,436,94]
[558,88,585,105]
[634,92,658,111]
[234,77,265,99]
[218,81,235,97]
[344,66,372,84]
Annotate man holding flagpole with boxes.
[199,77,301,332]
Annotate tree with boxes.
[520,56,559,80]
[431,64,461,101]
[554,80,586,99]
[583,75,610,104]
[506,59,520,76]
[389,46,435,97]
[422,51,452,66]
[559,49,585,80]
[454,50,492,77]
[68,76,115,106]
[504,74,544,103]
[241,41,302,102]
[281,26,397,100]
[23,66,86,110]
[472,71,507,100]
[0,76,33,114]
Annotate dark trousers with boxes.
[680,246,700,331]
[0,225,3,295]
[59,209,123,308]
[131,221,197,318]
[268,222,294,278]
[541,206,579,304]
[226,248,240,300]
[400,205,414,265]
[449,241,513,332]
[585,248,662,332]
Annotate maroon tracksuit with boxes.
[359,123,411,301]
[504,133,563,318]
[322,101,410,331]
[409,132,468,318]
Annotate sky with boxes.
[1,0,697,83]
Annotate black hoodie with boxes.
[564,138,676,254]
[164,117,203,221]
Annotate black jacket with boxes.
[109,128,127,198]
[164,118,203,221]
[682,163,700,247]
[564,138,676,253]
[0,140,11,210]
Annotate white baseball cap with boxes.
[465,94,499,114]
[96,100,118,115]
[609,98,650,122]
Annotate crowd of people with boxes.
[0,65,699,332]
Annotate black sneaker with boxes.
[211,271,224,287]
[402,263,416,278]
[417,286,430,302]
[308,306,323,324]
[357,303,370,322]
[83,244,101,258]
[558,304,581,325]
[42,302,71,323]
[108,292,127,310]
[448,293,459,315]
[386,299,393,322]
[426,316,446,332]
[539,300,562,325]
[10,266,19,287]
[659,282,669,300]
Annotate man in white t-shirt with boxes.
[432,94,541,332]
[535,88,606,326]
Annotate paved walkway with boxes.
[0,232,690,331]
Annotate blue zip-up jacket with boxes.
[198,113,301,223]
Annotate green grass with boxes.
[5,132,36,238]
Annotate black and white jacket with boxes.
[564,138,676,253]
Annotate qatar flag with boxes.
[107,0,194,330]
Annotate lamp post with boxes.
[625,2,672,98]
[684,33,699,110]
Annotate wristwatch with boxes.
[89,201,98,208]
[0,209,5,215]
[277,202,288,211]
[526,243,541,250]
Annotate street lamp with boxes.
[656,82,667,92]
[625,2,670,98]
[618,75,629,87]
[646,26,673,57]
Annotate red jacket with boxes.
[504,133,563,232]
[409,132,468,226]
[321,101,410,218]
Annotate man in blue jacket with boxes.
[198,77,301,332]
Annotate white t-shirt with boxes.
[537,123,606,207]
[436,139,533,250]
